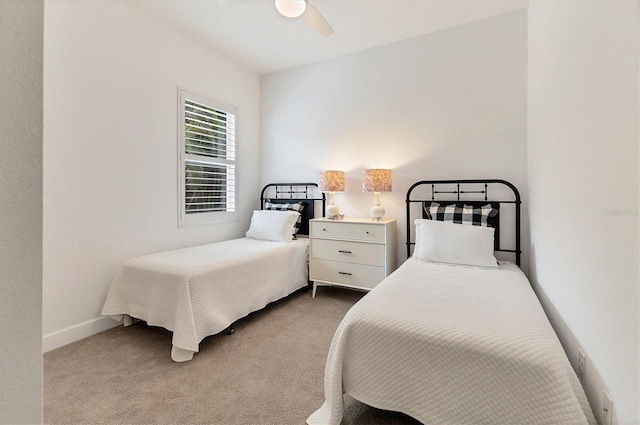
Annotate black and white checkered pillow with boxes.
[423,202,498,226]
[264,201,305,234]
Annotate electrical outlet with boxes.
[603,391,613,425]
[577,349,586,384]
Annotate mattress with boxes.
[307,259,596,425]
[102,237,309,362]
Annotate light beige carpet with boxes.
[44,287,420,425]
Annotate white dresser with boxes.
[309,218,397,297]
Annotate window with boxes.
[179,88,236,226]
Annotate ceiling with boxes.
[134,0,528,75]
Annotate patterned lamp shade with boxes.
[362,169,392,193]
[318,170,345,192]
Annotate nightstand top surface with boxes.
[311,217,396,224]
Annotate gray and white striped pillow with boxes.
[423,202,497,226]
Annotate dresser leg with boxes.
[312,282,317,298]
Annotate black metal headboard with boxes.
[406,179,522,266]
[260,183,326,236]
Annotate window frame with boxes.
[178,87,238,227]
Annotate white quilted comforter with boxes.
[308,259,596,425]
[102,237,308,362]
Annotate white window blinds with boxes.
[179,89,237,226]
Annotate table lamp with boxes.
[362,169,392,221]
[318,170,345,219]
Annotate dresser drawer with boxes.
[310,259,385,289]
[311,239,384,266]
[310,221,386,242]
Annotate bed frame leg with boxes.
[226,325,234,335]
[123,315,134,327]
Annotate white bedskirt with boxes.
[102,237,308,362]
[307,259,596,425]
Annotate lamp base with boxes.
[370,205,385,221]
[326,204,343,220]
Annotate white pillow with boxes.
[246,210,300,242]
[413,219,498,268]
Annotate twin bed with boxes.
[101,183,324,362]
[102,179,595,424]
[307,179,596,425]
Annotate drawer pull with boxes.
[338,272,352,276]
[338,250,352,254]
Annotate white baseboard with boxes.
[43,315,122,353]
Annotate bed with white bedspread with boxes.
[307,259,595,424]
[102,183,324,362]
[307,179,596,424]
[102,238,308,362]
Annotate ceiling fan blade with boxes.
[303,2,334,37]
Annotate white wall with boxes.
[0,0,44,422]
[43,0,260,350]
[260,11,528,267]
[528,1,639,424]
